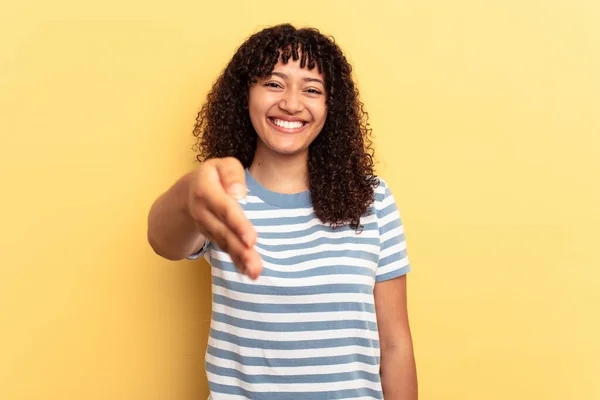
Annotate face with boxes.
[248,57,327,157]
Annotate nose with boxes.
[278,88,304,114]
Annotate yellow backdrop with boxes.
[1,0,598,399]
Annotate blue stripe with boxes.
[206,361,381,384]
[251,214,317,226]
[243,201,284,211]
[378,202,398,218]
[381,232,406,245]
[212,294,376,314]
[209,382,383,400]
[212,249,378,267]
[374,185,388,201]
[212,277,373,296]
[210,328,379,350]
[212,312,378,332]
[212,259,376,279]
[257,235,381,252]
[378,250,408,268]
[379,217,401,236]
[376,265,410,282]
[213,249,379,267]
[255,221,378,239]
[206,345,380,367]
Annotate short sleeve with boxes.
[375,179,411,282]
[186,239,211,262]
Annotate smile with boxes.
[268,117,307,133]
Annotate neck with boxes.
[249,142,309,194]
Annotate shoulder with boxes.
[374,176,389,195]
[371,176,395,209]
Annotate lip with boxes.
[267,117,308,134]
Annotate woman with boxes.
[148,23,417,400]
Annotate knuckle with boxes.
[206,224,223,244]
[191,189,207,205]
[223,156,242,168]
[188,204,204,222]
[231,254,244,270]
[233,220,249,238]
[203,158,218,168]
[216,227,231,252]
[189,176,208,202]
[218,204,233,223]
[219,241,230,254]
[220,159,244,182]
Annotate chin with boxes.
[272,146,305,156]
[263,137,308,156]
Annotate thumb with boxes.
[214,157,247,200]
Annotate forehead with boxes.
[270,57,325,81]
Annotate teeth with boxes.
[272,118,304,129]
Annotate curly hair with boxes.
[193,23,378,230]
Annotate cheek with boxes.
[248,96,265,126]
[316,108,328,128]
[248,92,259,113]
[309,101,328,123]
[249,93,277,119]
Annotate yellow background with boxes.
[1,0,598,399]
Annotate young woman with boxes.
[148,23,417,400]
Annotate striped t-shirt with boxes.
[191,169,410,399]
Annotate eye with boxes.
[306,88,323,95]
[264,82,283,89]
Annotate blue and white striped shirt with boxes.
[192,169,410,399]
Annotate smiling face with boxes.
[248,56,328,159]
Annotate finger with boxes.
[214,157,247,200]
[205,193,257,248]
[245,251,263,280]
[240,247,263,280]
[201,159,257,248]
[195,207,262,278]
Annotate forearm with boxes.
[380,341,418,400]
[147,171,205,260]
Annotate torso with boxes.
[203,170,409,399]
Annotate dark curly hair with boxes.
[193,23,378,230]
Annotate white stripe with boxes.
[380,225,404,243]
[336,397,380,400]
[218,269,375,287]
[211,285,375,305]
[244,195,263,203]
[208,393,249,400]
[379,241,407,259]
[378,209,400,228]
[376,258,409,276]
[206,352,380,376]
[210,394,378,400]
[213,303,377,324]
[212,251,377,273]
[255,242,380,259]
[251,214,376,234]
[206,371,382,392]
[208,337,379,358]
[210,320,379,342]
[375,192,395,211]
[256,228,378,246]
[252,217,322,233]
[211,392,378,400]
[245,207,314,219]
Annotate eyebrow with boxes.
[271,72,325,86]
